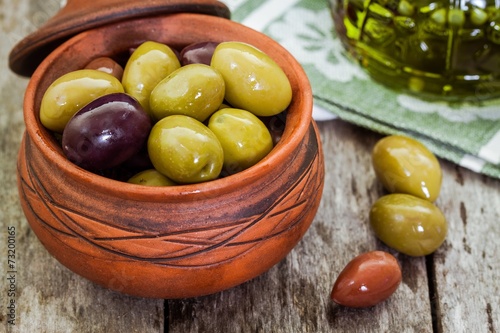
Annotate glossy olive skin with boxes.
[180,41,219,66]
[40,69,124,132]
[85,57,124,80]
[210,41,292,117]
[128,169,176,186]
[208,108,273,174]
[122,41,181,116]
[147,115,223,184]
[150,64,225,122]
[372,135,442,201]
[62,93,151,171]
[331,251,402,308]
[370,194,448,256]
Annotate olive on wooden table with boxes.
[208,108,273,174]
[40,69,124,132]
[62,93,151,171]
[149,64,225,122]
[147,115,223,184]
[372,135,442,201]
[122,41,181,116]
[128,169,176,186]
[85,57,124,80]
[369,193,448,256]
[180,41,219,66]
[331,251,402,308]
[210,41,292,117]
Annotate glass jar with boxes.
[330,0,500,100]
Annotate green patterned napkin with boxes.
[225,0,500,179]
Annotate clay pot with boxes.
[17,10,324,298]
[9,0,231,76]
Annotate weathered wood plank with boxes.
[168,121,434,333]
[0,1,164,332]
[435,164,500,333]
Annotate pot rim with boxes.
[23,13,314,201]
[9,0,231,77]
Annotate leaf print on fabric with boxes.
[397,95,500,123]
[266,7,367,83]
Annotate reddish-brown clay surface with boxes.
[17,12,325,298]
[9,0,231,76]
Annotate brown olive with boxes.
[85,57,124,80]
[331,251,402,308]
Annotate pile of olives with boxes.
[331,135,447,309]
[370,135,447,257]
[39,40,292,185]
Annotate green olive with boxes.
[40,69,124,132]
[149,64,225,122]
[122,41,181,116]
[470,8,488,26]
[208,108,273,174]
[147,115,223,184]
[210,41,292,117]
[127,169,177,186]
[372,135,442,201]
[369,194,447,256]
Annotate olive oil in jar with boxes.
[330,0,500,100]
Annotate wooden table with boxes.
[1,1,499,332]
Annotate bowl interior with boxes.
[24,13,313,200]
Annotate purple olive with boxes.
[180,41,219,66]
[62,93,152,171]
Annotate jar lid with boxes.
[9,0,231,77]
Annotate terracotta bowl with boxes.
[17,12,324,298]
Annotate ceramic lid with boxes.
[9,0,231,77]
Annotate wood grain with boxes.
[436,163,500,333]
[1,0,499,332]
[1,1,164,332]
